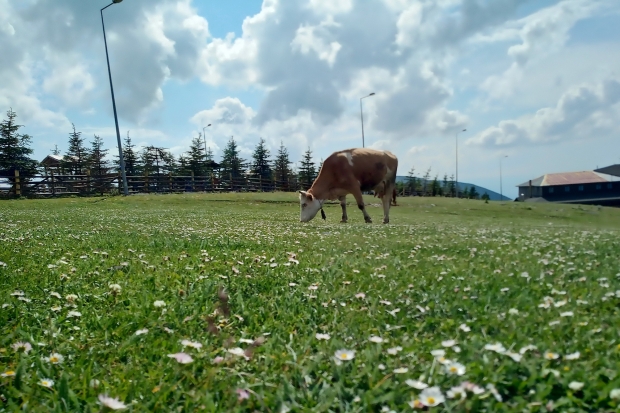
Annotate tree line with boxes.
[1,108,485,199]
[0,108,320,188]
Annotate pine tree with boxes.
[88,135,111,194]
[273,140,293,190]
[251,138,272,186]
[119,133,139,177]
[51,145,60,156]
[0,108,39,186]
[205,147,215,175]
[88,135,110,177]
[64,124,89,175]
[431,174,441,196]
[449,173,456,197]
[442,174,449,197]
[406,166,416,195]
[297,147,316,189]
[468,185,479,199]
[421,167,432,196]
[186,134,206,176]
[220,137,246,187]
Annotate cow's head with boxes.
[299,190,323,222]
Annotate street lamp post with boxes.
[455,128,466,198]
[101,0,128,196]
[360,93,375,148]
[202,124,212,156]
[500,155,508,201]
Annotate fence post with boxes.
[15,169,21,197]
[169,172,173,193]
[145,172,149,194]
[211,173,215,192]
[86,169,91,194]
[230,173,233,191]
[50,171,56,196]
[191,171,195,192]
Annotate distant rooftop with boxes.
[516,171,615,187]
[594,164,620,177]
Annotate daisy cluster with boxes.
[1,194,620,412]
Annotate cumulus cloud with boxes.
[480,0,605,99]
[468,77,620,147]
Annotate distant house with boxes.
[516,165,620,207]
[40,154,77,176]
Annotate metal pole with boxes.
[500,155,507,201]
[101,3,128,196]
[360,98,365,148]
[360,93,375,148]
[455,128,466,198]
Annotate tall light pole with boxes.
[202,124,212,156]
[101,0,128,196]
[360,92,375,148]
[500,155,508,201]
[455,128,466,198]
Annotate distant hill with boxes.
[395,176,512,201]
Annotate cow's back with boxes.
[325,148,397,191]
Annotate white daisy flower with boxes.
[459,323,471,332]
[167,352,193,364]
[334,349,355,361]
[519,345,537,354]
[387,346,402,355]
[12,341,32,354]
[505,352,522,362]
[405,380,428,390]
[484,342,506,354]
[445,361,466,376]
[610,389,620,399]
[153,300,166,308]
[65,294,78,303]
[315,333,331,340]
[544,351,560,360]
[447,385,467,399]
[227,347,247,357]
[369,335,384,344]
[419,386,445,407]
[560,311,574,317]
[393,367,408,374]
[45,353,64,364]
[181,339,202,349]
[50,292,62,299]
[98,394,127,410]
[39,378,54,388]
[564,351,580,360]
[441,339,457,347]
[1,370,16,377]
[430,349,445,358]
[67,311,81,318]
[109,284,122,294]
[135,329,148,336]
[568,381,584,391]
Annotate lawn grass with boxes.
[1,193,620,412]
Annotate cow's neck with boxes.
[308,178,330,201]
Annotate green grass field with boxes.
[1,193,620,412]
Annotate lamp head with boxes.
[113,0,123,3]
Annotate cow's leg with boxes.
[339,195,348,223]
[381,185,393,224]
[350,187,372,223]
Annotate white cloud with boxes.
[468,77,620,147]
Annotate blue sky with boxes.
[1,0,620,198]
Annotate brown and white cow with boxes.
[299,148,398,224]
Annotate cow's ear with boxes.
[307,193,314,201]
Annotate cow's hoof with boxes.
[365,219,373,224]
[340,219,348,223]
[382,220,389,224]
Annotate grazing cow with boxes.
[299,148,398,224]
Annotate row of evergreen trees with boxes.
[0,108,320,188]
[1,108,483,198]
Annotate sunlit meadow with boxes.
[1,193,620,412]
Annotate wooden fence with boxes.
[0,170,306,198]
